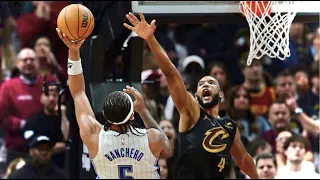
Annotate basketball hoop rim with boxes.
[240,1,320,13]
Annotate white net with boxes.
[239,1,302,66]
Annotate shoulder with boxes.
[147,128,162,141]
[7,165,30,179]
[1,77,20,89]
[219,117,238,128]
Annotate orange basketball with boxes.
[57,4,95,42]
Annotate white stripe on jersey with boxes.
[91,127,160,179]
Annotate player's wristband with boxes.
[67,59,83,75]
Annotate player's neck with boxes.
[110,124,129,133]
[203,105,220,119]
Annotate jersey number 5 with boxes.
[118,165,134,179]
[217,157,225,172]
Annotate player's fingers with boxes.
[138,12,145,22]
[129,12,139,23]
[123,23,134,31]
[123,88,130,94]
[125,86,140,98]
[61,33,70,42]
[126,14,135,25]
[129,86,142,97]
[124,88,138,101]
[78,39,85,47]
[56,28,63,39]
[150,19,156,28]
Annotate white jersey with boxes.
[91,127,160,179]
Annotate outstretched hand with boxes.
[285,92,298,111]
[56,28,85,52]
[123,12,156,40]
[123,85,146,114]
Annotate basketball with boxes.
[57,4,95,42]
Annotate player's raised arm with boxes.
[123,12,198,119]
[56,28,101,148]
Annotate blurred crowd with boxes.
[0,1,319,179]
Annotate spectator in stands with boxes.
[158,159,168,179]
[275,130,314,169]
[275,135,320,179]
[239,55,275,117]
[302,27,320,64]
[207,61,230,112]
[285,90,319,137]
[159,120,177,178]
[181,55,205,94]
[158,69,169,101]
[260,101,313,164]
[274,70,296,102]
[0,48,56,168]
[16,1,71,72]
[33,36,67,84]
[23,83,69,169]
[207,61,230,94]
[226,85,270,142]
[285,90,320,172]
[273,70,312,135]
[142,42,159,71]
[284,22,309,68]
[141,69,165,122]
[310,61,320,119]
[3,158,25,179]
[7,135,66,179]
[293,67,319,117]
[0,12,19,78]
[247,139,272,160]
[260,101,298,152]
[255,153,278,179]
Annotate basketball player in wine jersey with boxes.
[56,28,170,179]
[123,12,259,179]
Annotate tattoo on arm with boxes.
[140,109,171,158]
[139,109,162,130]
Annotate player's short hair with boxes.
[255,153,277,168]
[283,134,308,151]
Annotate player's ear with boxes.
[194,93,199,101]
[130,112,135,120]
[219,91,224,100]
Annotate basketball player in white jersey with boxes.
[55,28,171,179]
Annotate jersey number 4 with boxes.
[217,157,226,172]
[118,165,134,179]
